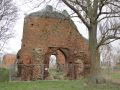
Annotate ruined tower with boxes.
[17,5,90,80]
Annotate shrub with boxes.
[0,68,9,82]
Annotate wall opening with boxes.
[49,55,57,68]
[46,49,66,80]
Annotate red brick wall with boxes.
[17,16,90,80]
[2,54,16,68]
[22,17,88,51]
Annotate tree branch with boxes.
[62,0,90,30]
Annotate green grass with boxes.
[111,73,120,79]
[0,80,120,90]
[0,68,120,90]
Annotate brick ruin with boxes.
[17,5,90,80]
[1,54,16,69]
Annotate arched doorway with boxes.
[44,47,67,80]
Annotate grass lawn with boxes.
[111,73,120,79]
[111,71,120,79]
[0,80,120,90]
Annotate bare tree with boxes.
[114,49,120,64]
[59,0,120,83]
[100,44,114,66]
[0,0,18,51]
[19,0,120,83]
[19,0,52,13]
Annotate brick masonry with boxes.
[17,6,90,80]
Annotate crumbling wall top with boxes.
[27,5,70,19]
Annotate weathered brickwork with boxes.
[2,54,16,68]
[17,6,90,80]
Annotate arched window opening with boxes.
[49,55,57,68]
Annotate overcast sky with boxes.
[3,0,119,54]
[4,0,88,54]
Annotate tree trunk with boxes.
[89,25,100,75]
[88,25,105,84]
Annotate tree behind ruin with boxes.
[61,0,120,83]
[0,0,18,51]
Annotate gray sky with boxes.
[4,0,88,54]
[4,0,119,54]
